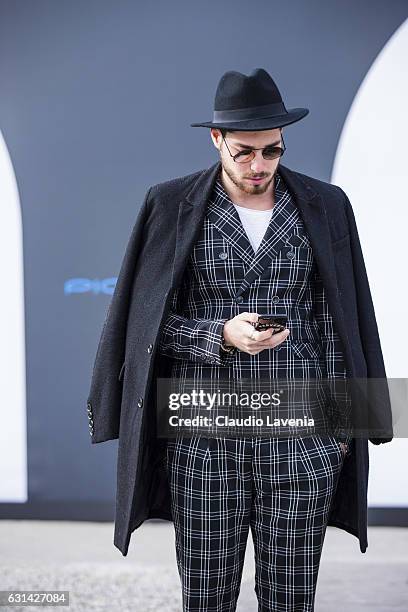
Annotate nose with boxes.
[249,150,269,173]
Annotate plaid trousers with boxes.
[166,433,347,612]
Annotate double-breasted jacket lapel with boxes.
[206,173,300,294]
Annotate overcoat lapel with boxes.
[171,161,220,290]
[278,163,354,369]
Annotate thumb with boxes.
[236,312,259,325]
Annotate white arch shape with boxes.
[0,130,27,501]
[332,19,408,508]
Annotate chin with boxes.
[238,178,271,195]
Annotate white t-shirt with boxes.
[232,203,274,253]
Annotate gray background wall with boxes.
[0,0,406,522]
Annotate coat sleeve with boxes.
[157,282,237,366]
[340,188,393,445]
[86,187,152,444]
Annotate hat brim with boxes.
[190,107,309,130]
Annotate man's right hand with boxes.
[222,312,290,356]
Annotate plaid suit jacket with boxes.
[158,168,351,434]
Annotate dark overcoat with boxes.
[86,160,393,556]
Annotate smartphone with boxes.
[253,315,288,334]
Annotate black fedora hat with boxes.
[190,68,309,131]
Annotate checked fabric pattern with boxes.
[165,433,346,611]
[159,168,352,611]
[158,168,352,437]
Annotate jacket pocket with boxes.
[331,233,350,251]
[286,230,313,249]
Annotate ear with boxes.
[210,128,222,149]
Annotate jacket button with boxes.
[147,343,153,354]
[272,296,280,304]
[235,296,244,304]
[219,252,228,260]
[287,251,295,259]
[137,397,144,408]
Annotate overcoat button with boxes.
[147,343,153,353]
[137,398,144,408]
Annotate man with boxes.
[86,68,393,611]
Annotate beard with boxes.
[221,159,277,196]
